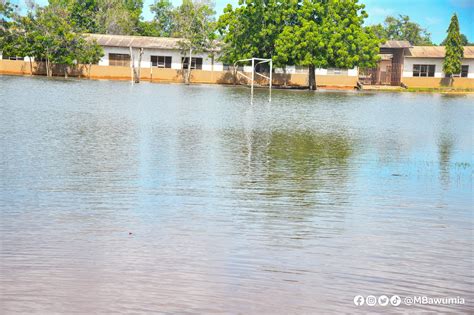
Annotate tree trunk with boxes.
[135,48,143,83]
[29,58,33,76]
[309,65,316,90]
[129,46,135,83]
[64,65,68,78]
[88,63,92,79]
[186,47,192,85]
[46,57,52,77]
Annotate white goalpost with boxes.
[234,57,273,101]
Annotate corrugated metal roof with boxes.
[406,46,474,58]
[380,40,412,48]
[86,33,184,50]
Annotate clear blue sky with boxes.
[24,0,474,44]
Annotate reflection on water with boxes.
[0,76,472,314]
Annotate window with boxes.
[109,53,130,67]
[182,57,203,70]
[151,56,172,68]
[461,65,469,78]
[413,64,435,77]
[2,55,24,60]
[327,68,348,75]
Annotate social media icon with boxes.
[390,295,401,306]
[354,295,365,306]
[378,295,389,306]
[366,295,377,306]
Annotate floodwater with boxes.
[0,75,472,314]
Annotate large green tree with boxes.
[367,15,433,45]
[275,0,380,89]
[0,0,17,53]
[173,0,216,84]
[2,1,103,77]
[443,13,464,79]
[217,0,293,66]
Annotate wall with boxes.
[0,59,358,88]
[403,57,474,78]
[402,77,474,89]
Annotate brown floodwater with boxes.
[0,76,472,314]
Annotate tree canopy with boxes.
[367,15,433,45]
[441,33,471,46]
[1,0,103,77]
[443,13,464,78]
[173,0,216,83]
[218,0,381,89]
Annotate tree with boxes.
[149,0,174,36]
[0,0,17,53]
[2,1,104,78]
[217,0,292,66]
[441,33,470,46]
[368,15,433,45]
[77,38,104,78]
[123,0,143,33]
[443,13,464,80]
[67,0,100,33]
[173,0,215,84]
[275,0,380,90]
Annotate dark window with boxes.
[413,64,435,77]
[461,65,469,78]
[182,57,203,70]
[2,55,24,60]
[109,53,130,67]
[151,55,172,68]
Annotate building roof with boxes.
[406,46,474,58]
[86,33,183,50]
[380,40,412,49]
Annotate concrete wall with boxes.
[402,77,474,89]
[403,57,474,78]
[0,60,358,88]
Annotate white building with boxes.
[88,34,359,77]
[88,33,224,71]
[403,46,474,78]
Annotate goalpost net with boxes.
[234,58,273,101]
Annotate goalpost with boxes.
[234,58,273,101]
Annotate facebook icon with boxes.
[354,295,365,306]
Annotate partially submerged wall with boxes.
[402,77,474,89]
[0,60,358,88]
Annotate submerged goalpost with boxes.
[234,58,273,101]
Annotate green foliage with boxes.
[217,0,293,65]
[441,33,470,46]
[123,0,143,32]
[1,0,17,51]
[275,0,380,69]
[67,0,100,33]
[368,15,433,45]
[218,0,380,89]
[443,14,464,77]
[173,0,216,53]
[149,0,174,36]
[2,2,104,76]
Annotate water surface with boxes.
[0,76,472,314]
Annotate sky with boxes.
[23,0,474,44]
